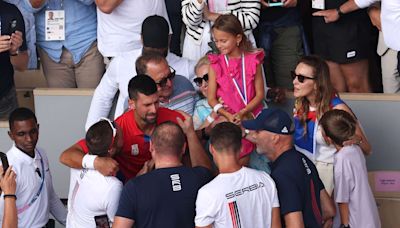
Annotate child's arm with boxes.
[207,66,235,122]
[234,64,265,122]
[338,203,350,226]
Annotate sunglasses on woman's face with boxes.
[156,66,176,88]
[291,71,315,83]
[193,74,209,87]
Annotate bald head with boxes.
[151,121,185,156]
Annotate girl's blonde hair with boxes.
[294,55,336,134]
[212,14,253,52]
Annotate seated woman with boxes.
[292,55,371,195]
[192,56,218,131]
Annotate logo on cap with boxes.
[281,126,288,133]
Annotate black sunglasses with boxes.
[156,66,176,88]
[291,71,315,83]
[193,74,209,87]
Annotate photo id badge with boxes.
[45,10,65,41]
[312,0,325,10]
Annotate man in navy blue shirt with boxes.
[243,108,335,227]
[113,115,212,228]
[0,0,28,119]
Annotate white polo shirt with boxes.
[0,145,67,228]
[355,0,400,51]
[66,168,122,228]
[97,0,170,57]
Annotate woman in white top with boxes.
[181,0,261,61]
[292,55,371,195]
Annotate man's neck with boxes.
[134,113,156,135]
[270,144,293,162]
[16,146,35,158]
[155,159,182,169]
[217,157,242,174]
[159,96,169,103]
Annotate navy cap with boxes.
[242,108,294,135]
[141,15,169,48]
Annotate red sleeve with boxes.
[76,139,89,154]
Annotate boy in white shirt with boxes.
[195,122,281,228]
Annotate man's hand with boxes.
[0,35,11,53]
[368,7,381,31]
[313,9,340,23]
[0,167,16,195]
[9,31,23,54]
[176,111,195,135]
[94,157,119,176]
[283,0,297,8]
[136,159,155,177]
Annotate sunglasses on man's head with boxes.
[156,66,176,88]
[291,71,315,83]
[193,74,209,87]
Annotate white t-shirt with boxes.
[66,168,122,228]
[0,145,67,228]
[97,0,170,57]
[195,167,279,228]
[85,51,196,130]
[355,0,400,51]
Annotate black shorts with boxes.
[312,10,371,64]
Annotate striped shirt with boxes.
[182,0,261,44]
[160,75,198,115]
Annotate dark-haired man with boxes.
[195,122,281,228]
[113,121,212,228]
[242,108,335,227]
[61,75,210,182]
[66,118,122,227]
[85,15,196,129]
[135,52,196,115]
[0,108,67,227]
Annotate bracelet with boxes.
[82,154,98,169]
[213,103,223,113]
[206,115,215,124]
[3,194,17,199]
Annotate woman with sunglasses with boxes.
[192,56,219,131]
[292,55,371,195]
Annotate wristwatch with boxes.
[243,129,250,138]
[336,7,344,17]
[340,224,350,228]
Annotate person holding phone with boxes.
[0,166,17,228]
[257,0,306,91]
[0,0,28,120]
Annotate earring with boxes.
[237,42,240,47]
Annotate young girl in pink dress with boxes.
[207,14,265,164]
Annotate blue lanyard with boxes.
[17,149,45,214]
